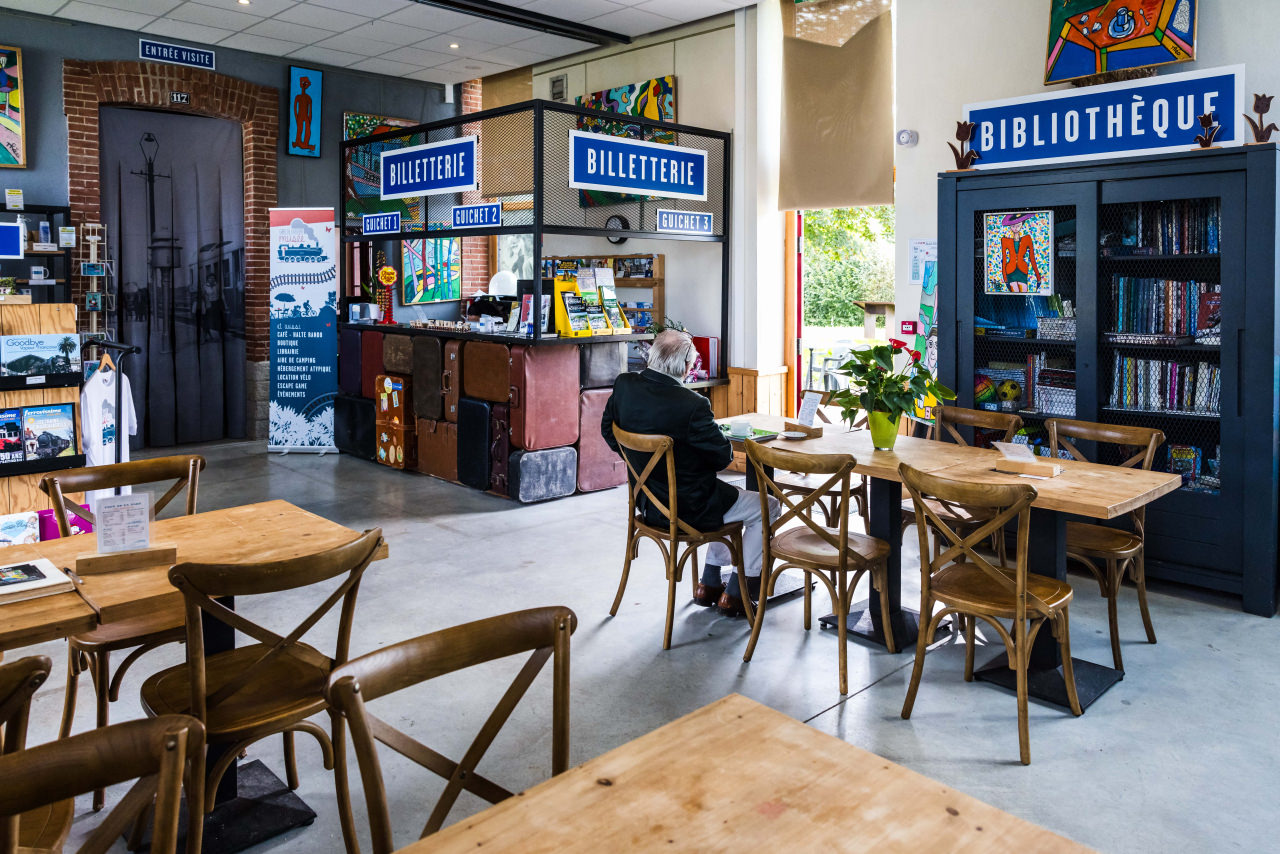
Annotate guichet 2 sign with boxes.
[965,65,1244,169]
[380,135,477,200]
[569,130,707,201]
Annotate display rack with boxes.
[545,253,666,328]
[0,204,73,304]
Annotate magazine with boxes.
[0,557,73,603]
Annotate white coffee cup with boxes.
[29,266,47,279]
[730,419,751,438]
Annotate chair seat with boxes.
[931,564,1073,616]
[141,643,330,741]
[635,516,742,545]
[69,606,186,652]
[901,497,996,527]
[18,798,74,852]
[1065,521,1143,558]
[775,471,865,497]
[771,525,889,568]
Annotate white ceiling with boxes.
[0,0,751,85]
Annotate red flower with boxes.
[888,338,908,350]
[909,349,921,361]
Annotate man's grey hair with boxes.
[647,329,695,380]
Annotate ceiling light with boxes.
[449,43,459,49]
[237,0,250,5]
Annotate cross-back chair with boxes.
[899,464,1081,765]
[326,606,576,854]
[39,454,205,811]
[742,439,895,695]
[900,406,1023,565]
[0,655,63,853]
[610,425,749,649]
[773,392,870,530]
[1047,418,1165,671]
[140,527,384,827]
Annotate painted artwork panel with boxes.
[1046,0,1196,84]
[0,46,24,168]
[286,66,321,157]
[343,112,426,233]
[402,235,461,305]
[575,75,676,207]
[984,211,1054,296]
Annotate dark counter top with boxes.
[341,322,655,346]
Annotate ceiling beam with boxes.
[408,0,632,47]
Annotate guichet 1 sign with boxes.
[655,209,713,236]
[965,65,1244,169]
[569,130,707,201]
[380,135,477,200]
[362,212,400,236]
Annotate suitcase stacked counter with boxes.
[580,341,627,389]
[413,336,444,421]
[509,447,578,503]
[335,394,375,461]
[509,344,580,450]
[360,330,384,399]
[457,398,493,490]
[442,340,463,423]
[462,341,511,402]
[416,417,458,482]
[489,403,511,496]
[577,389,626,492]
[339,326,362,396]
[382,333,414,375]
[374,374,413,426]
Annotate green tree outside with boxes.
[802,205,896,328]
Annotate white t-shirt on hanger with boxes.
[80,367,138,506]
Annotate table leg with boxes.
[972,508,1123,711]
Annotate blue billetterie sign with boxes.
[362,212,400,235]
[452,203,501,228]
[966,65,1244,169]
[656,209,713,236]
[569,130,707,201]
[380,135,477,200]
[139,39,215,70]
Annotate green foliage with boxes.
[802,205,896,328]
[828,339,956,426]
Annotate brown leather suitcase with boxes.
[442,340,463,423]
[489,402,511,496]
[416,417,457,482]
[375,373,412,426]
[509,344,580,451]
[339,327,362,396]
[382,333,413,375]
[375,421,416,470]
[360,330,384,399]
[412,336,443,421]
[462,341,511,403]
[577,389,625,492]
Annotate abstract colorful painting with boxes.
[0,46,24,168]
[575,75,676,207]
[286,66,321,157]
[343,112,425,233]
[984,211,1054,296]
[402,235,461,304]
[1046,0,1196,84]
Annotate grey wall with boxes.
[0,9,458,210]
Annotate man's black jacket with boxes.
[601,368,738,532]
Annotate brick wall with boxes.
[459,79,490,297]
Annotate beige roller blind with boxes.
[778,7,893,211]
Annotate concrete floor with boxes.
[20,440,1279,852]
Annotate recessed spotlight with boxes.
[465,65,481,70]
[237,0,250,5]
[449,43,459,49]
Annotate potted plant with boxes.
[829,338,955,450]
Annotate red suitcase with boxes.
[489,402,511,496]
[577,389,625,492]
[416,417,457,482]
[442,340,463,423]
[509,344,580,451]
[360,330,384,399]
[462,341,511,402]
[382,333,413,375]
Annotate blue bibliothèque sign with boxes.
[362,212,401,235]
[569,130,707,201]
[380,135,477,200]
[965,65,1244,169]
[452,203,501,228]
[0,222,22,259]
[139,39,215,70]
[656,209,713,235]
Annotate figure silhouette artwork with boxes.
[293,77,314,151]
[984,210,1054,296]
[287,66,321,157]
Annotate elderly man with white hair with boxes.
[601,329,779,616]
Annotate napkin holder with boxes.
[75,545,178,576]
[783,421,823,438]
[993,459,1063,478]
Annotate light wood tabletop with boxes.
[403,694,1090,853]
[0,499,388,651]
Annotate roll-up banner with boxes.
[269,207,338,453]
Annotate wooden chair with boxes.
[39,454,205,811]
[610,425,750,649]
[0,655,66,853]
[1047,418,1165,671]
[774,393,870,530]
[900,407,1022,564]
[899,464,1081,765]
[139,527,384,826]
[326,606,576,853]
[742,439,895,695]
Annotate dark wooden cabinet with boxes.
[938,145,1279,616]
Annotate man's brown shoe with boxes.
[717,591,748,618]
[693,584,724,607]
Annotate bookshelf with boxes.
[938,146,1280,616]
[544,253,665,329]
[0,205,73,304]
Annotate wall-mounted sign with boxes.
[965,65,1243,169]
[569,130,707,201]
[169,92,190,105]
[362,212,401,235]
[452,202,501,229]
[139,39,215,71]
[380,135,477,200]
[0,222,22,259]
[655,209,713,235]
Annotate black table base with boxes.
[973,653,1123,711]
[818,604,952,650]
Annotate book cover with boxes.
[0,333,81,376]
[0,408,21,464]
[22,403,76,460]
[0,511,39,546]
[0,556,74,603]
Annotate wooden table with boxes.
[403,694,1090,853]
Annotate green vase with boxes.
[868,410,900,450]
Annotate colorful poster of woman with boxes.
[984,210,1054,295]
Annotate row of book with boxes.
[1109,354,1221,414]
[1109,278,1220,337]
[541,256,657,281]
[1102,199,1221,256]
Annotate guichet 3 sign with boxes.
[380,135,477,200]
[965,65,1244,169]
[569,130,707,201]
[655,209,713,236]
